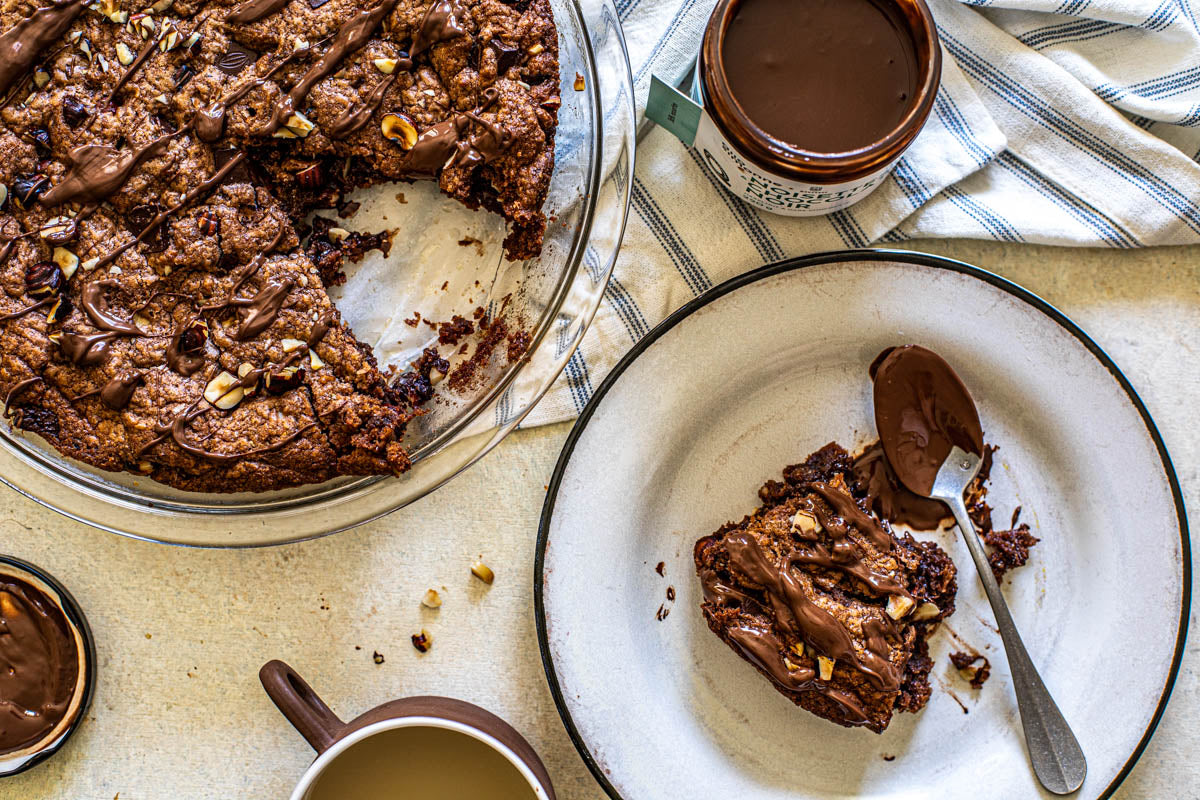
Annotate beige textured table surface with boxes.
[0,240,1195,800]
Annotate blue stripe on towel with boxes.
[892,157,933,208]
[1018,19,1121,50]
[631,178,713,295]
[935,92,995,166]
[604,275,651,341]
[944,185,1025,242]
[942,29,1200,234]
[995,152,1138,247]
[687,150,785,263]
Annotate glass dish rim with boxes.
[0,0,636,546]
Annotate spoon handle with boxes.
[943,492,1087,795]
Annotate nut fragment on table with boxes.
[470,561,495,585]
[411,629,432,653]
[421,588,442,609]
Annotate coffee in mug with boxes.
[306,725,539,799]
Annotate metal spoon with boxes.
[928,446,1087,795]
[871,345,1086,795]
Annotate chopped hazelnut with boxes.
[204,371,244,410]
[886,594,915,621]
[818,656,835,681]
[381,112,418,150]
[791,509,821,537]
[411,630,432,653]
[911,601,940,622]
[470,561,494,585]
[421,588,442,609]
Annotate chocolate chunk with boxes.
[177,321,208,355]
[212,148,252,183]
[173,63,195,90]
[29,128,52,155]
[11,174,49,209]
[490,39,522,74]
[217,44,258,76]
[197,209,220,236]
[264,366,304,394]
[126,203,169,253]
[61,96,89,128]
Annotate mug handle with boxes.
[260,660,345,754]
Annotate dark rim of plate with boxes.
[0,555,97,778]
[534,248,1191,800]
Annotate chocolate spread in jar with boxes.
[0,575,81,755]
[720,0,920,153]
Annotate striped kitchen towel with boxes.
[520,0,1200,426]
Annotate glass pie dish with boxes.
[0,0,635,547]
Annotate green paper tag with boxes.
[646,74,703,147]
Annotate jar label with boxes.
[646,74,893,217]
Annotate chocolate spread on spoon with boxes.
[720,0,919,153]
[0,574,80,755]
[871,345,984,497]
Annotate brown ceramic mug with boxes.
[261,660,556,800]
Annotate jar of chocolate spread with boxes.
[694,0,941,216]
[0,556,94,777]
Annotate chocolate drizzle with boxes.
[92,151,248,270]
[165,326,206,376]
[401,101,512,176]
[3,376,43,416]
[328,73,398,139]
[104,31,163,104]
[99,371,144,409]
[403,116,468,175]
[80,281,144,336]
[726,623,815,689]
[0,573,81,755]
[0,297,54,321]
[138,314,331,463]
[0,0,86,97]
[226,0,291,25]
[719,532,901,692]
[852,441,950,530]
[409,0,466,58]
[194,56,294,142]
[38,129,183,208]
[258,0,401,136]
[58,280,146,366]
[234,278,295,340]
[872,345,984,496]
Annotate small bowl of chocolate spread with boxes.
[0,556,95,777]
[696,0,941,216]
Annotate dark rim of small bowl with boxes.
[534,248,1191,800]
[0,555,97,778]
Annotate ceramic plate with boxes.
[536,251,1189,800]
